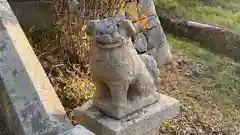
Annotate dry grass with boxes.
[48,0,124,70]
[159,55,228,135]
[159,35,240,135]
[27,0,123,124]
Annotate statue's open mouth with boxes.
[96,37,125,49]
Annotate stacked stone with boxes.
[124,0,173,67]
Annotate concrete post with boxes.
[0,0,94,134]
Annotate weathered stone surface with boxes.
[124,0,173,66]
[133,33,148,53]
[116,8,126,20]
[147,42,173,66]
[125,2,139,22]
[139,53,160,85]
[138,0,157,16]
[0,1,94,135]
[85,18,159,119]
[58,125,95,135]
[9,1,54,30]
[140,14,173,66]
[143,15,166,50]
[74,94,180,135]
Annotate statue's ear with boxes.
[121,19,136,38]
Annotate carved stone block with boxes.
[74,94,180,135]
[133,33,148,53]
[58,125,95,135]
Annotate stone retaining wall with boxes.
[156,6,240,61]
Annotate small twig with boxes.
[181,106,200,134]
[56,67,64,78]
[52,64,65,68]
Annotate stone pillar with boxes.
[74,18,180,135]
[8,0,54,31]
[0,0,94,134]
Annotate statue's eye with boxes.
[116,24,120,27]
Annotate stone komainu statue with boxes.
[85,18,160,119]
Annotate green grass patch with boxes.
[169,34,240,100]
[169,34,240,109]
[160,34,240,134]
[158,0,240,28]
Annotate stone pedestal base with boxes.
[93,92,160,119]
[58,125,95,135]
[74,94,180,135]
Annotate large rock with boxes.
[133,33,148,53]
[147,40,173,66]
[139,53,160,85]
